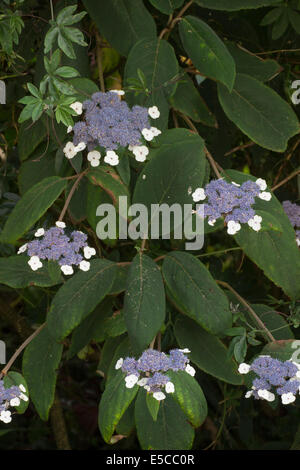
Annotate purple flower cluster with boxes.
[17,222,96,275]
[283,200,300,246]
[193,178,272,235]
[115,348,195,401]
[72,92,157,151]
[0,381,28,423]
[238,356,300,405]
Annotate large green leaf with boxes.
[82,0,156,57]
[262,339,299,362]
[22,326,63,420]
[18,154,57,195]
[18,119,47,162]
[47,259,117,341]
[169,72,217,126]
[226,42,280,82]
[98,370,138,443]
[179,16,236,91]
[123,253,165,354]
[135,389,195,450]
[195,0,282,10]
[174,317,243,385]
[133,129,206,235]
[68,298,114,358]
[69,77,99,100]
[226,170,300,300]
[162,252,232,334]
[218,74,299,152]
[0,177,67,244]
[0,256,62,288]
[148,0,184,14]
[167,370,207,427]
[124,38,179,129]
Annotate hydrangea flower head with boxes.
[17,222,96,275]
[239,355,300,405]
[115,348,194,401]
[0,381,28,424]
[65,91,161,166]
[193,178,272,235]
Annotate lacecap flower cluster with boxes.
[192,178,272,235]
[0,381,28,423]
[17,221,96,275]
[115,348,195,401]
[282,200,300,247]
[239,355,300,405]
[63,90,161,166]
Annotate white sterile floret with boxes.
[259,191,272,201]
[70,101,83,115]
[75,142,86,152]
[137,378,148,387]
[153,391,166,401]
[83,246,96,259]
[179,348,191,353]
[0,410,12,423]
[67,126,73,133]
[63,142,77,159]
[104,150,119,166]
[257,389,275,402]
[144,385,150,391]
[10,397,20,407]
[208,219,216,227]
[238,363,251,374]
[256,178,267,191]
[148,106,160,119]
[20,393,28,402]
[232,181,240,187]
[150,127,161,137]
[247,216,262,232]
[87,150,101,167]
[17,243,27,254]
[141,128,154,141]
[185,364,196,377]
[125,374,139,389]
[266,392,275,402]
[165,382,175,394]
[35,228,45,237]
[28,256,42,271]
[19,384,26,393]
[296,237,300,247]
[245,391,253,398]
[61,265,74,276]
[131,145,149,162]
[281,392,296,405]
[56,221,66,228]
[79,260,90,272]
[110,89,125,96]
[192,188,206,202]
[115,358,123,370]
[227,220,241,235]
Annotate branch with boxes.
[58,170,88,222]
[0,323,46,378]
[159,0,194,40]
[271,167,300,192]
[216,280,276,343]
